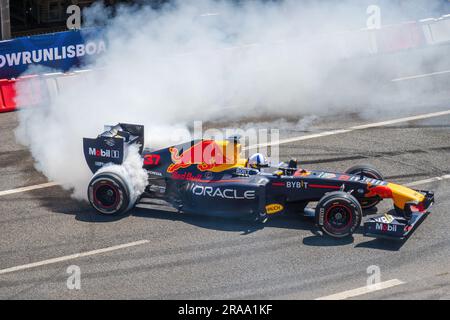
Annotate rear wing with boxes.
[83,123,144,174]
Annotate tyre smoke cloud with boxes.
[95,144,148,206]
[15,0,449,200]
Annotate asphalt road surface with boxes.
[1,104,450,299]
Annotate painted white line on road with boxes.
[0,240,149,275]
[405,174,450,187]
[391,69,450,82]
[245,109,450,150]
[2,110,449,198]
[315,279,405,300]
[0,182,59,197]
[0,174,448,277]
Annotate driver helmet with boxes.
[247,153,268,169]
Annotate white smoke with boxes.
[95,144,148,206]
[14,0,449,201]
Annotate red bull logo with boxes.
[167,140,234,173]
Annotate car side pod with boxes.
[364,190,434,240]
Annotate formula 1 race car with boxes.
[83,123,434,240]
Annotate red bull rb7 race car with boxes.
[83,123,434,240]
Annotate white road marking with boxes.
[315,279,405,300]
[0,240,149,275]
[405,174,450,187]
[391,69,450,82]
[0,109,448,197]
[0,169,447,277]
[0,109,447,284]
[0,182,59,197]
[245,109,450,150]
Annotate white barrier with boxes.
[54,71,91,94]
[42,74,61,101]
[2,12,450,114]
[420,14,450,45]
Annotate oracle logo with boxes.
[192,185,256,200]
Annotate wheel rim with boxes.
[325,204,352,231]
[93,183,119,209]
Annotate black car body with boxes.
[83,123,434,240]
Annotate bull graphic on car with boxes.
[83,123,434,240]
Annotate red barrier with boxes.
[376,22,425,53]
[0,86,5,111]
[0,76,47,113]
[0,79,17,112]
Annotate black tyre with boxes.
[315,191,362,238]
[87,172,131,215]
[345,164,384,209]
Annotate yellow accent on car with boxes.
[384,214,394,223]
[387,183,425,209]
[205,140,248,172]
[266,203,284,214]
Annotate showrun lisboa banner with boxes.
[0,28,106,79]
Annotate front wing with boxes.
[363,190,434,240]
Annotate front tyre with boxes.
[88,172,131,215]
[315,191,362,238]
[345,164,384,209]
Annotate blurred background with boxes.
[1,0,450,39]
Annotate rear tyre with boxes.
[88,172,131,215]
[315,191,362,238]
[345,164,384,209]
